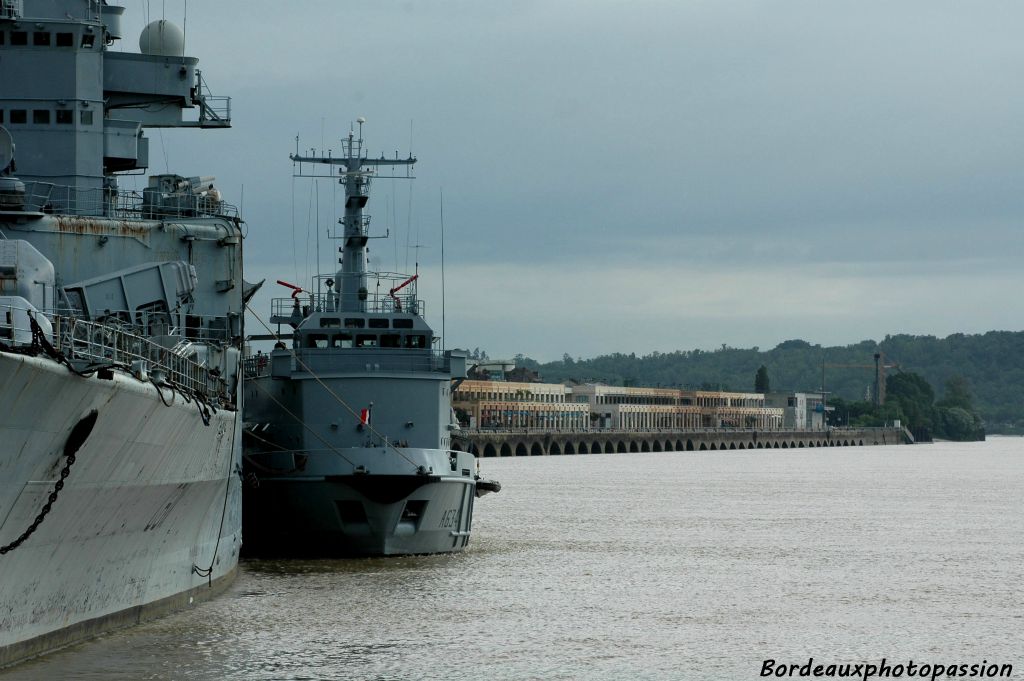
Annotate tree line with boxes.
[511,330,1022,434]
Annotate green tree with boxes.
[935,406,984,441]
[885,372,935,430]
[754,365,770,393]
[937,375,973,411]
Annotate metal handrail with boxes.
[0,0,24,19]
[0,302,228,400]
[194,69,232,127]
[12,181,238,220]
[59,318,224,398]
[270,292,425,319]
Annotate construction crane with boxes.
[822,352,900,407]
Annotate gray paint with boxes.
[243,126,491,557]
[0,0,244,664]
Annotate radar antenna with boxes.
[290,120,416,313]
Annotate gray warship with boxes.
[241,121,498,557]
[0,1,244,666]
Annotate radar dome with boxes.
[139,19,185,56]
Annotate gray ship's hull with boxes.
[0,351,241,667]
[243,448,477,557]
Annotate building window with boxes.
[9,110,26,124]
[56,32,73,47]
[10,31,27,46]
[80,110,93,125]
[56,110,73,125]
[33,32,50,46]
[33,110,50,125]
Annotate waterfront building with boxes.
[764,392,828,430]
[572,384,782,430]
[452,379,589,430]
[453,380,784,431]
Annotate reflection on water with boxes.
[5,440,1023,680]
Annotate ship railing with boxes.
[1,303,220,346]
[243,348,451,378]
[56,318,224,398]
[1,302,227,399]
[0,0,24,19]
[130,310,234,345]
[242,354,271,379]
[16,181,239,220]
[269,291,425,319]
[193,69,232,128]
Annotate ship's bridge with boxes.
[291,311,433,352]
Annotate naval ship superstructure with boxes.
[242,121,498,556]
[0,1,243,666]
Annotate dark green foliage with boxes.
[934,406,985,441]
[885,372,935,432]
[521,331,1018,433]
[755,365,770,393]
[937,375,973,411]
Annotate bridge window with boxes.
[355,334,377,347]
[393,318,413,329]
[56,109,72,125]
[80,110,93,126]
[10,31,27,46]
[33,110,50,125]
[56,32,73,47]
[33,32,51,46]
[332,333,353,348]
[9,110,26,125]
[380,334,400,348]
[344,318,365,328]
[320,317,340,328]
[368,318,389,329]
[80,33,94,48]
[404,334,426,348]
[307,333,329,348]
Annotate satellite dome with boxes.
[139,19,185,56]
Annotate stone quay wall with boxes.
[452,427,908,457]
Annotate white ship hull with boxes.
[0,350,242,667]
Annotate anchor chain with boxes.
[0,450,78,555]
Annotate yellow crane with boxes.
[823,352,900,407]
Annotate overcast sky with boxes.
[120,1,1024,361]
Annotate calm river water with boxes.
[5,439,1023,680]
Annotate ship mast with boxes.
[290,119,416,313]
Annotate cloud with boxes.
[119,1,1024,360]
